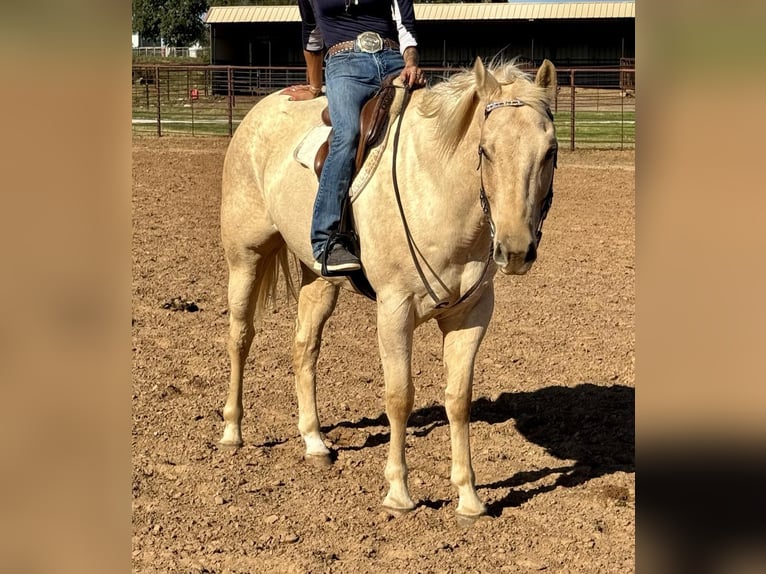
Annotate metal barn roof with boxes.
[205,2,634,24]
[206,5,300,23]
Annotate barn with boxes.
[205,1,635,69]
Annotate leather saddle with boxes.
[311,74,401,300]
[313,74,399,178]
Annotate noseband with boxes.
[477,98,557,245]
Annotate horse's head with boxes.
[473,58,558,275]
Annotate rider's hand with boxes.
[279,85,322,101]
[400,65,426,89]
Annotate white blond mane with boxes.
[418,60,552,158]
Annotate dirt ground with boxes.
[132,135,635,573]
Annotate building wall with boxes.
[416,19,634,67]
[212,23,303,66]
[211,18,634,68]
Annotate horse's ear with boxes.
[535,59,557,98]
[472,57,500,100]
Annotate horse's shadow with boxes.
[322,383,634,515]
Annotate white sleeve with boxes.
[392,0,417,55]
[307,27,324,52]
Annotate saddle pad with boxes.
[293,124,332,171]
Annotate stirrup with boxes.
[317,232,361,277]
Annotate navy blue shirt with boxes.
[298,0,418,54]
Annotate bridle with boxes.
[390,91,556,309]
[477,98,557,246]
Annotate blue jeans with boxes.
[310,48,404,259]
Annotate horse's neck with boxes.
[403,107,490,252]
[416,99,483,179]
[410,106,484,214]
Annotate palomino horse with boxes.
[219,58,558,519]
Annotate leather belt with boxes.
[327,32,399,58]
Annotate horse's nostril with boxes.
[524,241,537,263]
[493,243,508,265]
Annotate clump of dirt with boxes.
[162,296,200,312]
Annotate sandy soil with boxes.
[132,135,634,573]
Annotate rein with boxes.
[478,99,556,246]
[391,87,492,309]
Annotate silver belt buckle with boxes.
[356,31,383,53]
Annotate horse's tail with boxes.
[253,244,298,322]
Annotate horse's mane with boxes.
[418,60,552,159]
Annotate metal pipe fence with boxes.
[132,47,209,59]
[132,64,635,149]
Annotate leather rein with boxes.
[391,87,487,309]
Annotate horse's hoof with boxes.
[218,438,243,448]
[455,512,490,528]
[220,425,243,447]
[381,503,416,518]
[304,453,333,468]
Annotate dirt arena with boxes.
[132,135,635,573]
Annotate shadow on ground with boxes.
[324,383,634,513]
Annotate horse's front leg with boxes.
[437,285,495,518]
[293,267,340,464]
[377,295,416,513]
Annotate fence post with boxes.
[190,90,195,137]
[227,66,233,137]
[620,81,625,151]
[155,65,162,137]
[569,69,575,151]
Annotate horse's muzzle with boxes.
[493,240,537,275]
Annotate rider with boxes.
[284,0,426,276]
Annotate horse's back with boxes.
[223,91,321,193]
[221,92,328,264]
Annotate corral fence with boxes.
[132,64,635,150]
[132,47,210,59]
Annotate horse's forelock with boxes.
[489,62,552,109]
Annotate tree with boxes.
[133,0,209,47]
[133,0,162,43]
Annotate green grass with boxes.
[554,111,635,149]
[131,98,260,136]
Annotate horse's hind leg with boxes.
[292,265,339,463]
[220,254,259,446]
[437,287,495,518]
[220,239,282,446]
